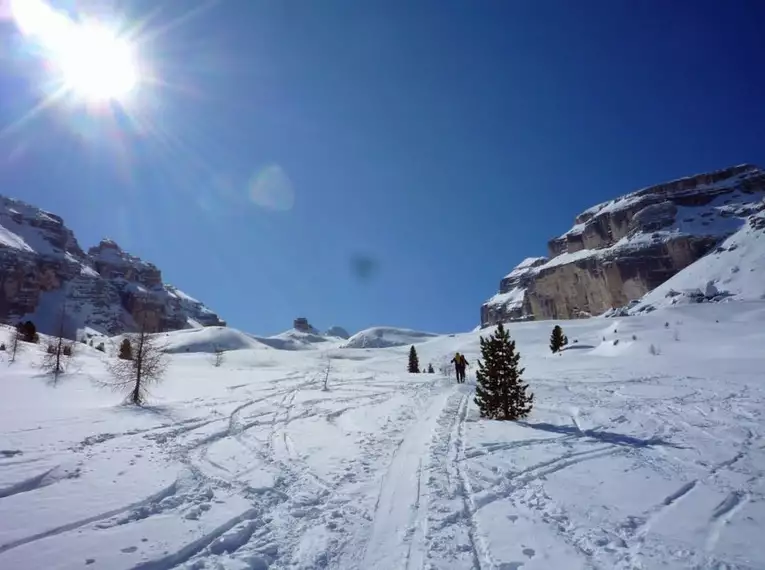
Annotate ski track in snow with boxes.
[2,305,765,569]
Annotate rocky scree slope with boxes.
[0,195,224,336]
[482,164,765,326]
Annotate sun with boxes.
[55,24,138,103]
[10,0,140,104]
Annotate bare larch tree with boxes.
[212,344,224,367]
[7,326,23,364]
[41,304,75,383]
[106,320,168,405]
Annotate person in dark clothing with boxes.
[451,352,469,383]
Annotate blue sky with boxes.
[1,0,764,336]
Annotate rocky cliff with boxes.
[0,196,225,336]
[481,164,765,326]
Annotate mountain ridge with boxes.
[0,194,225,336]
[481,164,765,326]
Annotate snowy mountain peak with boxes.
[0,195,225,335]
[482,164,765,326]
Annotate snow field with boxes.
[1,303,764,569]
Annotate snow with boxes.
[323,326,350,340]
[160,327,272,354]
[631,213,765,312]
[1,302,765,569]
[485,286,526,311]
[253,329,343,351]
[342,326,439,348]
[502,257,548,280]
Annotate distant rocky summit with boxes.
[0,196,225,336]
[482,164,765,326]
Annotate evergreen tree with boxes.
[550,325,566,353]
[17,321,37,343]
[427,363,434,374]
[408,345,420,373]
[119,338,133,360]
[474,323,533,420]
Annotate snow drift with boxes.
[342,326,439,349]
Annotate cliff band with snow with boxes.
[0,196,225,336]
[482,164,765,326]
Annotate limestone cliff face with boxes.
[0,196,225,336]
[481,164,765,326]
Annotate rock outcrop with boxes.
[0,196,225,336]
[481,164,765,326]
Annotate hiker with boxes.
[451,352,469,383]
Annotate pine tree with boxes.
[474,323,533,420]
[550,325,566,353]
[427,363,434,374]
[118,338,133,360]
[17,321,37,343]
[408,345,420,373]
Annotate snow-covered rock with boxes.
[482,164,765,325]
[627,209,765,313]
[342,326,438,349]
[324,325,350,339]
[0,196,225,336]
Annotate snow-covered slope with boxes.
[250,328,346,351]
[628,210,765,313]
[1,303,764,569]
[160,326,271,354]
[0,196,225,335]
[342,326,439,348]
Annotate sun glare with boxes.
[11,0,140,104]
[57,25,138,102]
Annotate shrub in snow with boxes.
[321,359,331,391]
[550,325,566,353]
[632,334,637,341]
[118,339,133,360]
[212,346,224,368]
[438,358,454,378]
[475,323,533,421]
[649,344,661,356]
[408,346,420,373]
[0,343,4,351]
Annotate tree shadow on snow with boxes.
[515,421,684,449]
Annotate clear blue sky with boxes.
[1,0,764,335]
